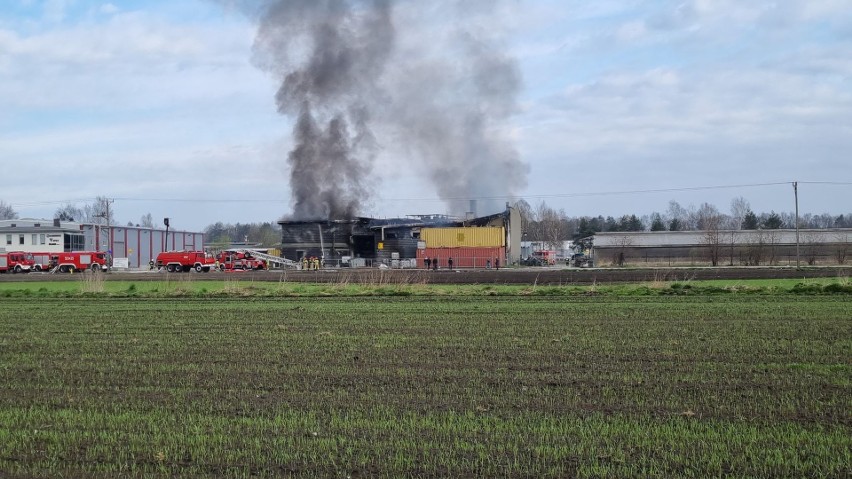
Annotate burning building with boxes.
[250,1,528,259]
[279,206,522,267]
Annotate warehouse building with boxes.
[278,205,523,267]
[0,218,205,269]
[593,229,852,266]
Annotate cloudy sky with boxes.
[2,0,851,230]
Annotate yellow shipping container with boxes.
[421,227,505,248]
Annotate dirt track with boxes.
[1,266,849,285]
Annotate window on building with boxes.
[19,234,24,245]
[64,234,85,252]
[40,234,46,245]
[5,234,10,245]
[32,234,37,245]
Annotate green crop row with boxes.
[0,276,850,299]
[0,296,849,477]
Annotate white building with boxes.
[0,218,205,268]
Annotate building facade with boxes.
[278,206,522,267]
[0,219,205,269]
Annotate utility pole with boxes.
[793,182,800,269]
[105,198,114,269]
[94,198,114,256]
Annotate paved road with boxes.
[2,267,849,285]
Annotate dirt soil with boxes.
[2,266,849,285]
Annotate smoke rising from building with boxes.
[246,0,527,219]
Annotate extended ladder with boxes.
[235,249,298,269]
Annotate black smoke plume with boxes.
[245,0,527,219]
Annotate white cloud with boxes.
[99,3,118,15]
[0,9,266,113]
[3,0,851,224]
[42,0,73,23]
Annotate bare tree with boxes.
[835,233,849,265]
[0,201,17,220]
[802,232,825,265]
[744,230,766,266]
[535,202,564,251]
[55,203,84,222]
[765,230,781,265]
[695,202,722,230]
[513,199,533,238]
[83,197,116,225]
[667,200,689,230]
[700,213,724,266]
[612,235,634,267]
[140,213,155,229]
[729,196,750,230]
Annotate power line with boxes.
[9,180,850,208]
[798,181,852,186]
[380,181,797,202]
[120,181,800,203]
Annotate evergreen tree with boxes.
[741,210,759,229]
[650,213,666,231]
[762,211,784,229]
[669,218,682,231]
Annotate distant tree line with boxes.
[204,222,282,248]
[515,197,852,245]
[2,196,850,252]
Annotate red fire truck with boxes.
[49,252,109,273]
[216,250,266,271]
[31,252,53,272]
[0,251,36,273]
[156,251,216,273]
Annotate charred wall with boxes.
[279,219,374,260]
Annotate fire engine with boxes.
[0,251,36,273]
[156,251,216,273]
[50,252,109,273]
[216,250,266,271]
[31,253,53,272]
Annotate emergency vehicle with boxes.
[0,251,36,273]
[216,250,266,271]
[30,253,53,272]
[156,251,216,273]
[49,252,109,273]
[532,250,558,266]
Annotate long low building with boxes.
[0,218,205,269]
[593,229,852,266]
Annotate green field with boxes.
[0,275,849,298]
[1,289,850,477]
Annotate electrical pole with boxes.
[94,198,114,257]
[105,198,114,269]
[793,182,800,269]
